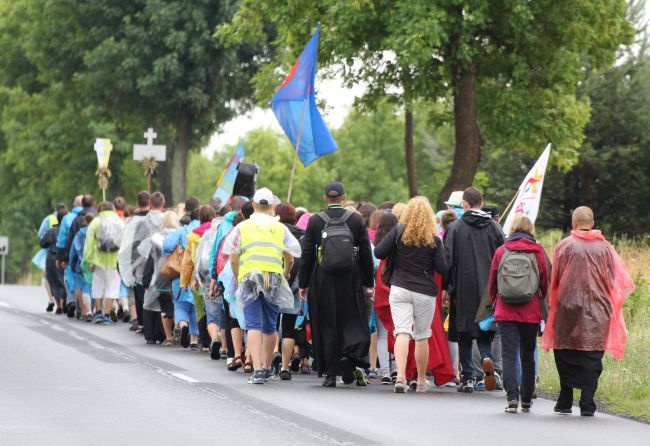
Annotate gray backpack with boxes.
[97,217,123,252]
[497,248,539,305]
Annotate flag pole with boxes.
[499,188,521,223]
[286,98,308,203]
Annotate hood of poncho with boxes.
[461,209,493,228]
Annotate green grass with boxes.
[537,233,650,420]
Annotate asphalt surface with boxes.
[1,285,648,446]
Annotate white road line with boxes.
[0,301,10,307]
[168,372,199,383]
[68,331,85,341]
[50,324,65,332]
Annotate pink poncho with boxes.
[541,230,635,359]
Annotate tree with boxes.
[5,0,265,204]
[219,0,633,208]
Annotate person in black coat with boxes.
[41,211,68,313]
[444,187,505,392]
[299,182,375,387]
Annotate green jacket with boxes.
[84,210,124,270]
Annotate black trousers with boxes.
[223,300,241,359]
[498,321,538,403]
[133,284,145,327]
[554,349,604,413]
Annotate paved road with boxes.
[0,285,648,446]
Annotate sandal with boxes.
[162,340,173,347]
[244,362,253,374]
[394,376,408,393]
[415,380,430,393]
[228,356,243,372]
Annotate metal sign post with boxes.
[0,236,8,285]
[133,128,167,193]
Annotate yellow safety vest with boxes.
[238,219,285,282]
[48,214,58,228]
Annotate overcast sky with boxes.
[204,4,650,157]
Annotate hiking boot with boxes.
[248,369,266,385]
[505,400,519,413]
[482,358,497,391]
[457,378,475,393]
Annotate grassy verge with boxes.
[537,232,650,420]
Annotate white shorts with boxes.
[92,267,121,299]
[389,285,436,341]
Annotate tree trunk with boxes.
[404,108,418,197]
[171,110,192,205]
[437,61,484,209]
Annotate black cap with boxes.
[324,181,345,198]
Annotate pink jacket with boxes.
[488,235,549,324]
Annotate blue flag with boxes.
[270,23,337,166]
[213,142,245,204]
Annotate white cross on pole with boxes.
[144,128,157,146]
[133,127,166,161]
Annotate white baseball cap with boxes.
[253,187,274,205]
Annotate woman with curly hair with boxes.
[374,196,449,393]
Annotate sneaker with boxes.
[300,365,311,375]
[409,381,418,391]
[457,379,475,393]
[444,380,458,388]
[55,308,63,315]
[248,370,266,385]
[415,380,430,393]
[46,302,55,312]
[122,310,131,323]
[495,372,504,391]
[85,313,93,322]
[279,369,292,381]
[394,377,408,393]
[103,315,113,325]
[554,405,572,415]
[353,368,368,387]
[129,320,139,331]
[367,369,378,380]
[180,325,190,348]
[482,358,497,391]
[117,305,124,320]
[521,401,533,413]
[474,380,486,391]
[136,326,144,334]
[66,302,76,318]
[109,310,118,323]
[93,313,104,324]
[580,410,595,417]
[289,353,301,372]
[210,339,222,360]
[340,358,354,384]
[505,400,519,413]
[271,352,282,376]
[381,374,392,385]
[264,368,274,382]
[390,371,398,384]
[219,349,227,359]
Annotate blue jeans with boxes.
[205,295,226,327]
[458,331,494,381]
[243,294,280,334]
[175,301,199,335]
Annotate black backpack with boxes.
[317,211,355,273]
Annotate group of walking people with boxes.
[35,181,634,416]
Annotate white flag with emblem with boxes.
[502,144,552,235]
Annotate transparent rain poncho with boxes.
[118,212,163,287]
[138,228,175,311]
[541,230,635,359]
[235,271,295,313]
